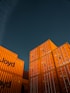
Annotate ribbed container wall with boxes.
[53,43,70,93]
[29,39,57,93]
[40,53,60,93]
[30,75,41,93]
[53,43,70,68]
[0,46,24,93]
[29,40,70,93]
[15,58,24,77]
[0,70,22,93]
[56,66,70,93]
[29,59,40,78]
[41,70,60,93]
[29,45,40,93]
[29,46,40,62]
[0,46,24,77]
[29,39,57,63]
[39,39,57,58]
[29,39,57,77]
[40,53,55,73]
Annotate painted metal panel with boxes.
[0,70,22,93]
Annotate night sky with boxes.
[0,0,70,71]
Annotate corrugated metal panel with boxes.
[30,76,38,93]
[39,39,57,57]
[59,43,70,64]
[0,50,24,77]
[53,47,63,67]
[15,58,24,77]
[29,39,57,93]
[29,59,40,77]
[0,70,22,93]
[30,47,39,62]
[29,39,57,62]
[53,43,70,68]
[40,53,55,73]
[29,41,70,93]
[57,66,70,93]
[0,52,17,74]
[29,65,60,93]
[30,75,42,93]
[66,63,70,76]
[41,70,60,93]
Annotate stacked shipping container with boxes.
[29,39,70,93]
[29,46,40,93]
[53,43,70,93]
[0,70,22,93]
[40,53,60,93]
[0,46,24,93]
[29,39,58,93]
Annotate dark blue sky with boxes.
[0,0,70,71]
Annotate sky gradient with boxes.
[0,0,70,70]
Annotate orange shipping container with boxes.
[30,47,39,62]
[29,39,57,62]
[40,53,55,73]
[53,43,70,68]
[15,58,24,77]
[59,43,70,64]
[41,70,60,93]
[0,70,23,93]
[57,66,70,93]
[29,59,40,77]
[30,70,60,93]
[39,39,57,57]
[30,75,42,93]
[0,46,24,77]
[66,63,70,76]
